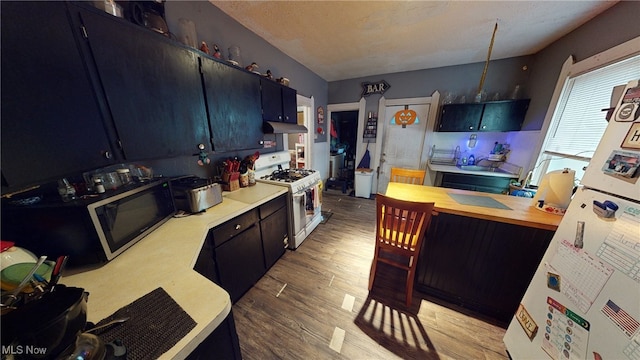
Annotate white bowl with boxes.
[1,246,38,271]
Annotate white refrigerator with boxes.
[504,79,640,360]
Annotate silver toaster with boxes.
[171,176,223,213]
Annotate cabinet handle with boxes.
[481,125,486,129]
[235,224,241,230]
[278,115,283,121]
[469,126,473,130]
[103,151,112,159]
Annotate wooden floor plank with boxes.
[234,190,509,359]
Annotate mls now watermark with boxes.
[2,345,48,356]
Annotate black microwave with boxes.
[1,180,175,267]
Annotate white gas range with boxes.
[254,151,322,249]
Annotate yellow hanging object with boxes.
[478,21,498,95]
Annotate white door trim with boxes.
[327,99,366,176]
[297,94,314,168]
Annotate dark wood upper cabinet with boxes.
[438,103,484,131]
[199,57,263,152]
[1,1,115,191]
[260,79,297,124]
[479,99,530,132]
[437,99,530,132]
[74,4,210,160]
[281,86,298,124]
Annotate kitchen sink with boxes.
[457,165,514,174]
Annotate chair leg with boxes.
[406,268,415,307]
[368,258,377,291]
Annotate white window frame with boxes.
[529,36,640,185]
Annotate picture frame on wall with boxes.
[317,106,324,124]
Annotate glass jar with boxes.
[103,172,121,190]
[57,178,77,202]
[93,178,105,194]
[116,168,132,186]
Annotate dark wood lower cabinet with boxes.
[192,195,289,357]
[260,204,288,270]
[440,172,516,194]
[215,224,265,303]
[415,212,554,325]
[186,310,242,360]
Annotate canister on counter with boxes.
[239,172,249,187]
[117,168,132,186]
[248,168,256,186]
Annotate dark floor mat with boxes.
[320,211,333,224]
[91,287,196,360]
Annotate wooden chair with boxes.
[368,193,434,307]
[390,167,426,185]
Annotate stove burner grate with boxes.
[262,169,316,182]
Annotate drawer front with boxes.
[259,194,287,219]
[212,209,259,247]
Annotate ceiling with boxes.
[210,1,618,82]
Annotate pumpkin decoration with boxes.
[391,105,419,128]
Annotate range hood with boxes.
[263,121,308,134]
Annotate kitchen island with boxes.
[386,183,561,324]
[63,183,288,359]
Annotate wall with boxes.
[525,1,640,133]
[327,1,640,183]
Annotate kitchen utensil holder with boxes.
[222,172,240,192]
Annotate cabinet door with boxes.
[76,6,210,160]
[260,206,288,269]
[479,99,529,132]
[281,86,298,124]
[193,233,219,284]
[186,310,242,360]
[260,79,283,122]
[440,173,514,194]
[1,2,115,190]
[416,213,554,323]
[215,224,264,303]
[200,57,263,152]
[437,104,483,132]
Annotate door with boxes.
[376,103,431,194]
[75,5,210,160]
[504,188,640,359]
[438,103,483,132]
[200,56,263,152]
[1,1,115,190]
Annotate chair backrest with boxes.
[375,194,434,253]
[390,167,426,185]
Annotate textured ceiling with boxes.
[211,1,618,82]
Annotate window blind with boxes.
[544,55,640,157]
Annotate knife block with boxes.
[222,172,240,192]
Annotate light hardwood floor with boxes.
[233,190,510,359]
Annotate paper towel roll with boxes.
[532,169,575,209]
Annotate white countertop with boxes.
[63,183,288,359]
[428,162,519,178]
